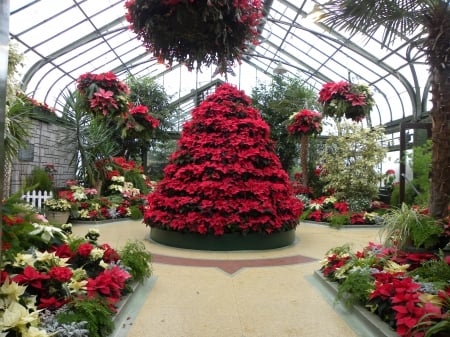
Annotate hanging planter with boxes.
[318,81,375,122]
[76,72,159,139]
[124,0,263,74]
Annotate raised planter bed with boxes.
[110,276,157,337]
[312,270,398,337]
[149,227,297,251]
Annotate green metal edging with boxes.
[149,227,296,251]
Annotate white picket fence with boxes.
[21,190,53,210]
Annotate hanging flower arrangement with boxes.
[318,81,375,122]
[124,0,263,74]
[76,72,159,139]
[77,71,130,118]
[125,103,160,140]
[287,109,323,138]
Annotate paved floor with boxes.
[72,220,382,337]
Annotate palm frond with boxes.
[317,0,429,47]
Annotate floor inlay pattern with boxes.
[152,253,317,274]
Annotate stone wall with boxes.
[9,118,76,196]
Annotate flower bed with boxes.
[319,243,450,337]
[1,194,152,337]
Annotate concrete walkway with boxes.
[73,220,383,337]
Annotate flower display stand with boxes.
[312,271,398,337]
[149,228,296,251]
[46,211,70,225]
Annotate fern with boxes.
[56,297,114,337]
[119,240,152,283]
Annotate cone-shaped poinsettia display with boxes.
[144,83,303,236]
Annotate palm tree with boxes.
[57,90,119,193]
[318,0,450,218]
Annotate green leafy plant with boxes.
[380,203,445,249]
[320,122,386,210]
[119,240,152,283]
[336,268,375,308]
[326,213,351,228]
[129,205,143,220]
[56,297,114,337]
[26,166,53,192]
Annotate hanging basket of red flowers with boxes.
[77,71,130,118]
[124,0,263,74]
[318,81,375,122]
[287,109,323,138]
[124,103,160,140]
[76,72,159,139]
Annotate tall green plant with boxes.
[125,75,175,172]
[57,90,119,188]
[251,76,319,172]
[320,122,386,210]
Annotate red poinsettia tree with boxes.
[144,83,303,236]
[287,109,323,188]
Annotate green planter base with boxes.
[149,227,297,251]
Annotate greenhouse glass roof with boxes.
[9,0,430,134]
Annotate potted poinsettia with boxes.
[318,80,375,122]
[287,109,323,187]
[124,0,262,74]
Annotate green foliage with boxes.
[380,203,444,249]
[251,76,319,172]
[409,140,431,206]
[326,213,350,228]
[129,205,143,220]
[26,166,53,192]
[58,90,119,187]
[125,75,175,172]
[336,268,375,308]
[320,122,386,208]
[389,183,415,207]
[408,258,450,286]
[56,297,114,337]
[119,240,152,283]
[123,169,150,194]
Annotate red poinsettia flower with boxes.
[48,266,73,282]
[287,109,323,138]
[12,266,50,290]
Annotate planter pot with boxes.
[46,211,70,225]
[149,227,296,251]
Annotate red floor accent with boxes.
[152,254,317,274]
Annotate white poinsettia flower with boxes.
[34,251,69,267]
[99,260,109,269]
[0,280,26,302]
[68,279,88,294]
[0,301,39,329]
[29,223,66,243]
[12,253,35,267]
[21,326,50,337]
[89,247,105,260]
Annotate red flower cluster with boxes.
[287,109,323,138]
[77,71,130,117]
[318,81,374,122]
[145,83,302,236]
[77,72,160,139]
[16,91,56,114]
